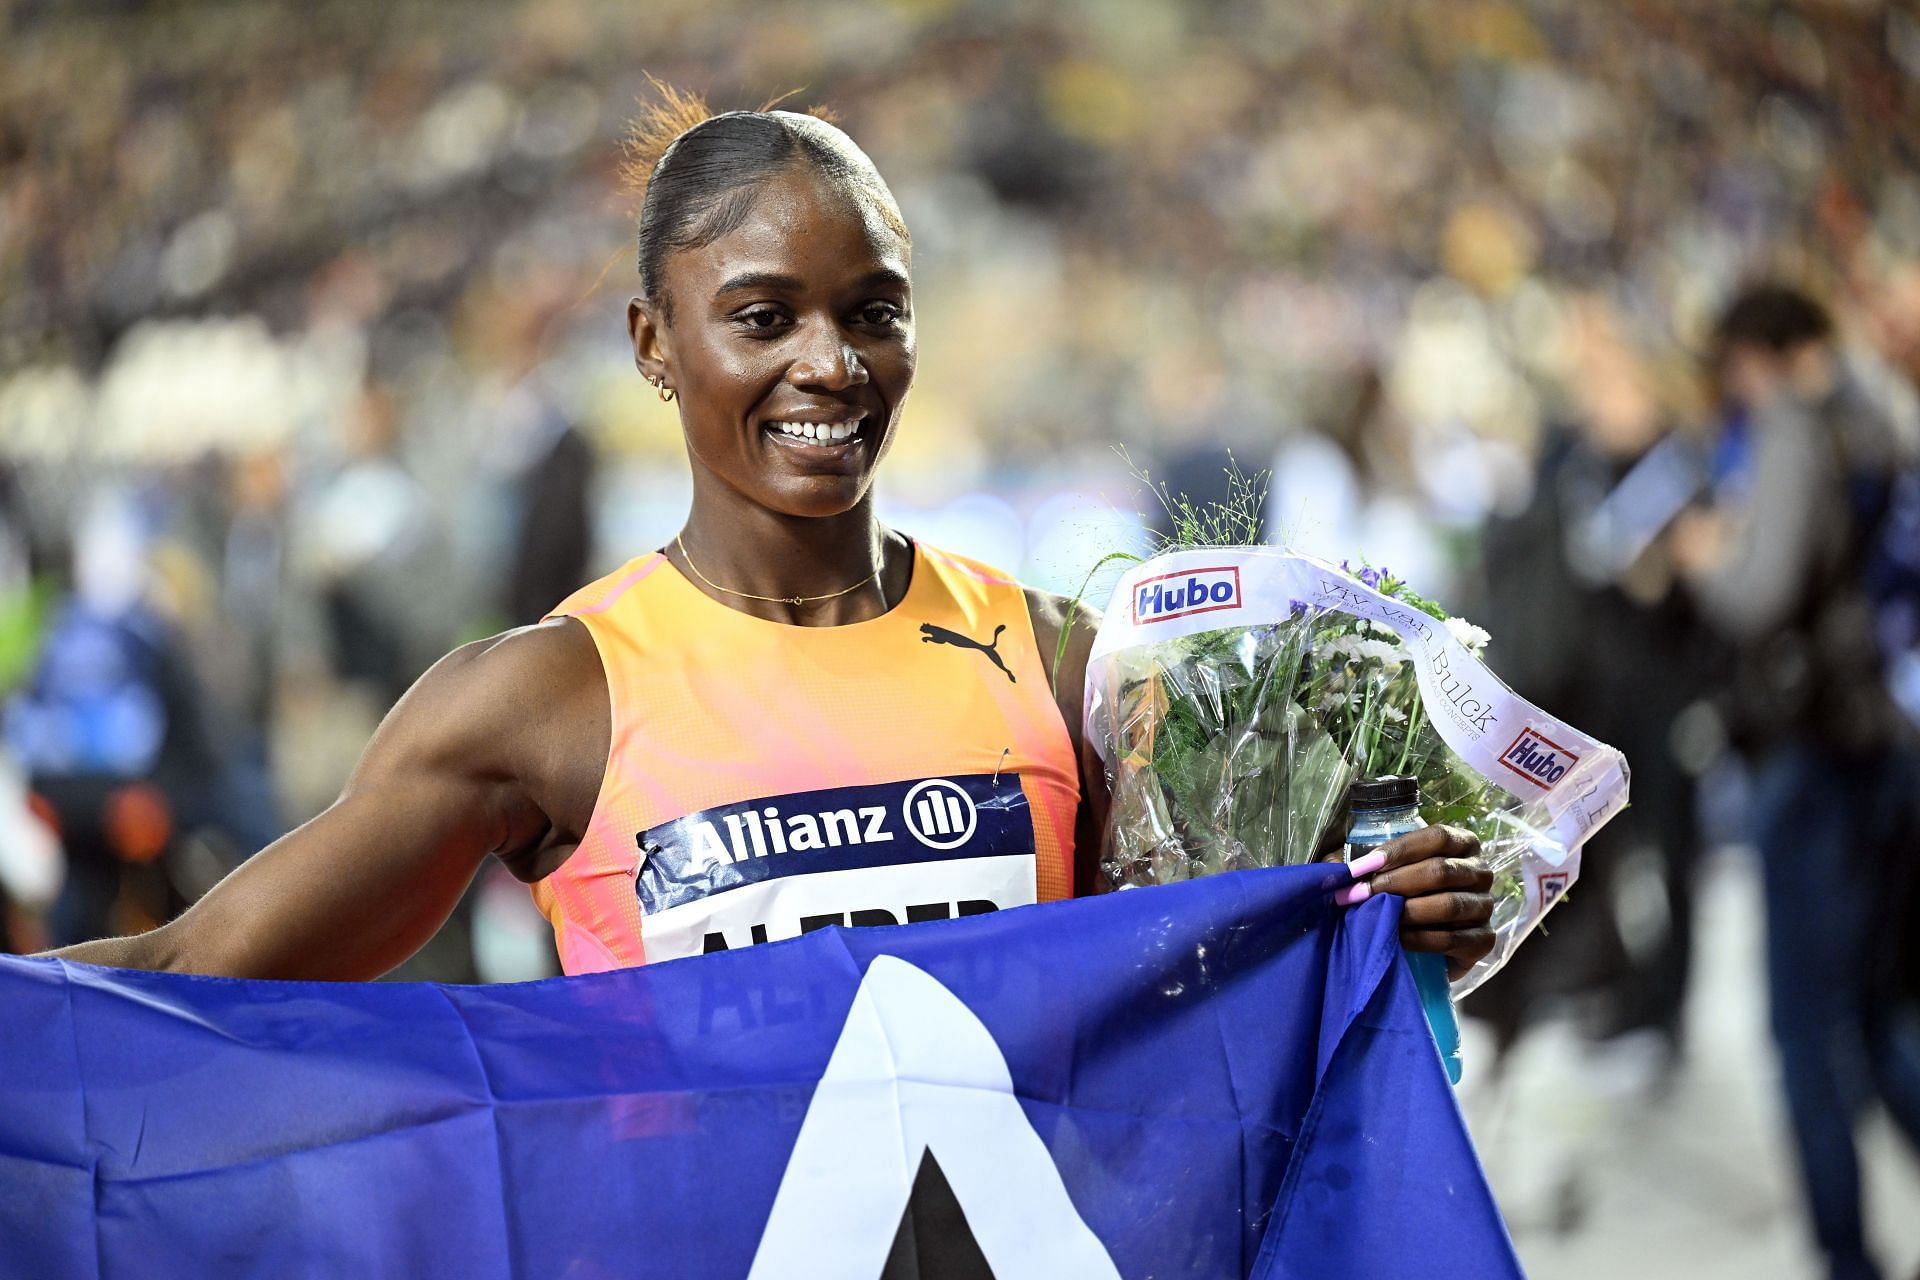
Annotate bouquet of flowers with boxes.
[1083,545,1630,995]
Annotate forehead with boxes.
[667,168,911,300]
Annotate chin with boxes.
[760,475,874,520]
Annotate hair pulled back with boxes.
[621,82,908,318]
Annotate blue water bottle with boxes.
[1346,776,1464,1085]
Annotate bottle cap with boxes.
[1349,775,1419,810]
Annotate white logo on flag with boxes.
[747,956,1121,1279]
[901,779,978,851]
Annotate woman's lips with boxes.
[764,415,866,444]
[762,415,870,460]
[766,427,862,448]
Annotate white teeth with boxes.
[769,419,862,442]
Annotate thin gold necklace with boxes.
[675,534,882,609]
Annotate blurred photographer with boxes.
[1473,300,1719,1063]
[1674,284,1920,1280]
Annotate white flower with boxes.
[1446,615,1492,654]
[1355,638,1407,667]
[1381,704,1408,723]
[1316,635,1363,663]
[1365,619,1400,639]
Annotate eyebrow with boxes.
[712,267,910,299]
[714,271,804,298]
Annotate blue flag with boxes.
[0,865,1520,1278]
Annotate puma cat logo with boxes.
[919,623,1016,683]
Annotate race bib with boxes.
[634,773,1037,962]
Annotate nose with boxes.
[785,322,868,391]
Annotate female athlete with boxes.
[50,94,1496,981]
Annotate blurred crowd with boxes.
[3,1,1920,1272]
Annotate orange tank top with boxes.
[533,540,1080,974]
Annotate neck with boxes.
[675,493,904,626]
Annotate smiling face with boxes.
[630,164,916,521]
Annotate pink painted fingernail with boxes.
[1334,882,1373,907]
[1347,851,1388,878]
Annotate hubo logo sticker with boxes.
[1131,565,1242,625]
[633,773,1038,962]
[1499,726,1580,789]
[903,779,976,849]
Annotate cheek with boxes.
[876,340,917,402]
[678,341,784,432]
[682,336,768,395]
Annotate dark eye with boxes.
[858,301,905,327]
[735,306,790,332]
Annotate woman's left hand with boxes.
[1337,824,1496,980]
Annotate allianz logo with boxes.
[689,778,979,866]
[1133,566,1242,624]
[1500,727,1579,789]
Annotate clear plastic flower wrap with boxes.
[1084,547,1631,996]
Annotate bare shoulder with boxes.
[374,619,600,750]
[442,617,604,714]
[1022,588,1103,744]
[1023,587,1103,663]
[357,617,609,829]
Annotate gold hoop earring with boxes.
[646,373,677,403]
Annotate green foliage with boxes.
[1097,511,1515,891]
[1141,454,1270,554]
[1050,453,1269,694]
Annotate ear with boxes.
[628,296,670,383]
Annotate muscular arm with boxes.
[1024,588,1108,896]
[46,620,607,981]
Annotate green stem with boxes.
[1050,550,1146,693]
[1353,677,1376,775]
[1393,675,1424,776]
